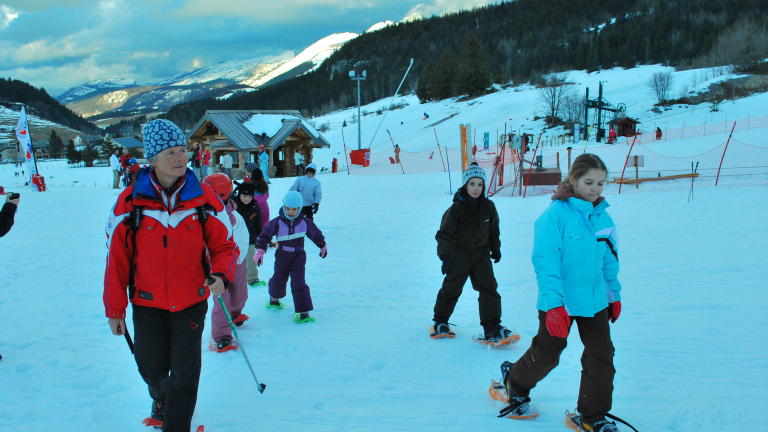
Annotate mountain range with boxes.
[55,21,402,119]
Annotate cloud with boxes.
[169,0,377,24]
[1,5,19,29]
[405,0,496,18]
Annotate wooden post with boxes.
[634,155,639,189]
[715,122,738,186]
[567,147,572,172]
[556,152,560,169]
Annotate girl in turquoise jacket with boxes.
[496,154,624,432]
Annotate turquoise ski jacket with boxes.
[533,196,621,317]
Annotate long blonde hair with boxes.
[557,153,608,193]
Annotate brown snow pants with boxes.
[508,308,615,422]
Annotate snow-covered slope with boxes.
[0,159,765,431]
[151,52,295,87]
[240,33,358,87]
[56,78,138,104]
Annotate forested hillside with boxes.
[164,0,768,129]
[0,78,100,134]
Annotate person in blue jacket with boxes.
[258,145,270,184]
[497,154,623,432]
[289,163,322,220]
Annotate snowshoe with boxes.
[294,312,315,323]
[232,313,250,327]
[208,338,238,353]
[141,399,166,429]
[473,325,520,347]
[265,299,285,309]
[565,410,620,432]
[491,361,538,420]
[429,322,455,339]
[249,280,267,288]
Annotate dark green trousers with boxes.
[433,247,501,332]
[508,308,615,422]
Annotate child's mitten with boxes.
[320,243,328,258]
[608,301,621,323]
[546,306,571,338]
[440,256,457,276]
[253,249,266,266]
[490,249,501,263]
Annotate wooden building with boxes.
[607,117,640,137]
[185,110,331,179]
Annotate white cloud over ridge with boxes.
[1,5,19,30]
[406,0,496,18]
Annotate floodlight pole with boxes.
[350,71,366,150]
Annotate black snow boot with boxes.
[216,338,232,351]
[566,410,620,432]
[150,399,166,428]
[484,324,514,343]
[498,361,536,418]
[430,322,455,338]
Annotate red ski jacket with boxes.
[120,154,131,169]
[103,167,239,319]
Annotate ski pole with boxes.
[208,277,266,393]
[688,161,699,202]
[124,328,134,355]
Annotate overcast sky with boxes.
[0,0,498,97]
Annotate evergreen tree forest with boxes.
[0,78,100,133]
[163,0,768,129]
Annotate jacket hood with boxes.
[278,206,303,222]
[134,167,203,203]
[306,162,318,172]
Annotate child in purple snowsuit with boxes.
[254,190,327,323]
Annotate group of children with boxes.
[204,162,325,352]
[432,154,623,432]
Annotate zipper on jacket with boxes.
[163,235,167,248]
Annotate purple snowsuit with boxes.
[256,207,325,313]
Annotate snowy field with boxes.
[1,161,767,431]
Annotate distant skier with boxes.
[496,154,622,432]
[127,158,140,187]
[258,145,270,184]
[423,112,429,120]
[394,145,401,164]
[431,164,515,344]
[200,144,211,178]
[104,119,238,431]
[607,127,617,144]
[110,148,121,189]
[656,127,662,140]
[253,190,327,323]
[203,174,252,353]
[289,163,322,220]
[294,150,305,176]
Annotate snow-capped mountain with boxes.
[151,52,295,87]
[240,33,358,87]
[56,78,138,104]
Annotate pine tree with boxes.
[66,141,80,166]
[432,52,458,100]
[416,61,435,103]
[82,144,97,167]
[455,36,491,97]
[48,129,64,159]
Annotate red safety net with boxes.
[628,113,768,145]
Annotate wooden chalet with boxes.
[185,110,331,178]
[607,117,640,137]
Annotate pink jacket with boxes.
[254,191,270,229]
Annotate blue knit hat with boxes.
[283,190,303,209]
[142,119,187,159]
[462,164,487,186]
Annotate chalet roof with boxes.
[186,110,331,151]
[115,137,144,148]
[607,117,640,125]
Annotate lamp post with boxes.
[349,70,367,150]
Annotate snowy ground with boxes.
[1,161,767,431]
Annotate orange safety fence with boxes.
[625,113,768,145]
[342,126,768,198]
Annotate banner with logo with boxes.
[15,106,38,190]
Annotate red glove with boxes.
[546,306,571,338]
[608,301,621,323]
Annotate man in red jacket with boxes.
[104,119,238,431]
